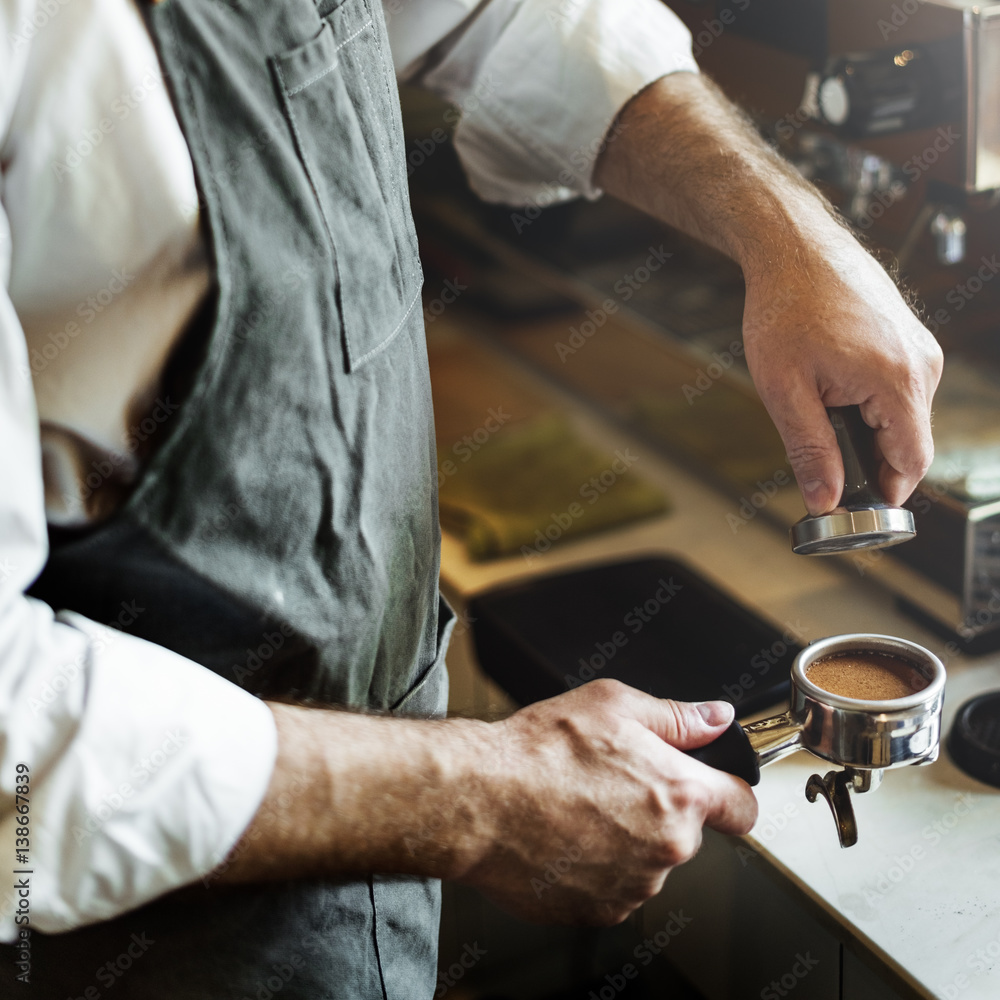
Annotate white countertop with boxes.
[436,337,1000,1000]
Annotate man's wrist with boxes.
[390,714,502,881]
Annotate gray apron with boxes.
[1,0,452,995]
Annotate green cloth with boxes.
[438,413,670,559]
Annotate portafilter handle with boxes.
[685,719,761,786]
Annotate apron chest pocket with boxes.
[271,0,422,371]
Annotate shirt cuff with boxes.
[424,0,699,205]
[0,610,277,938]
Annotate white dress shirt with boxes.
[0,0,696,939]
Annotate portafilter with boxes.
[687,634,946,847]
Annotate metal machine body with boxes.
[892,489,1000,643]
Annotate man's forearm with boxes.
[216,703,495,884]
[593,73,850,282]
[594,73,851,270]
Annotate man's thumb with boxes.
[652,699,735,751]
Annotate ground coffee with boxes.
[806,651,928,701]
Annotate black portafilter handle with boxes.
[685,719,761,786]
[829,405,886,508]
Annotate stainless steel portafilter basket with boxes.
[688,634,946,847]
[790,407,916,555]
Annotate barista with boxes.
[0,0,940,996]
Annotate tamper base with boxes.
[790,506,916,555]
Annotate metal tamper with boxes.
[687,634,946,847]
[790,406,916,555]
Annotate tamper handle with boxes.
[685,719,761,786]
[828,406,885,507]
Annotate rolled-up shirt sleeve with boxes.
[0,197,278,938]
[388,0,698,204]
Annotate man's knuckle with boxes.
[926,338,945,371]
[588,677,629,704]
[650,840,679,868]
[655,841,686,868]
[673,778,707,816]
[588,677,618,695]
[672,787,695,818]
[909,448,934,480]
[651,829,696,868]
[785,440,835,468]
[646,785,670,821]
[670,828,703,865]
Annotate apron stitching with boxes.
[286,60,340,96]
[281,21,373,99]
[365,0,408,196]
[333,19,373,54]
[350,282,421,368]
[356,35,397,205]
[368,876,390,1000]
[274,60,339,252]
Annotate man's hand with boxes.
[742,242,942,514]
[213,681,756,926]
[594,72,944,515]
[457,680,757,925]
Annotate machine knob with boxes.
[818,75,850,126]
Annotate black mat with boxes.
[469,556,796,715]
